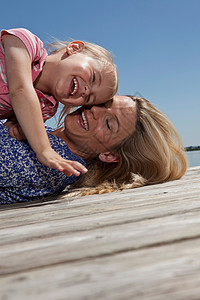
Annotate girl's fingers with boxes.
[70,161,88,173]
[50,161,87,177]
[37,149,88,176]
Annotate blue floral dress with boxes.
[0,122,86,204]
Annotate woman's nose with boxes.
[90,105,106,119]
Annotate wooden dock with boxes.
[0,166,200,300]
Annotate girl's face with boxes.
[63,95,137,157]
[49,52,115,107]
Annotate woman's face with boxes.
[64,95,137,157]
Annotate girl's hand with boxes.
[36,148,88,176]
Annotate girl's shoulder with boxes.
[1,28,47,63]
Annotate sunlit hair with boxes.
[72,96,187,195]
[47,40,119,126]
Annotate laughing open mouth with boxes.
[81,111,89,131]
[70,77,78,96]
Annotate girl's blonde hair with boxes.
[72,96,187,195]
[48,40,119,126]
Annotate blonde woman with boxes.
[0,95,187,204]
[76,96,187,194]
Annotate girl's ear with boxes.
[98,152,119,163]
[66,41,85,55]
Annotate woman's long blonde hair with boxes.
[73,96,187,195]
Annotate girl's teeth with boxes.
[82,111,88,131]
[71,78,78,95]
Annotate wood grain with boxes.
[0,166,200,300]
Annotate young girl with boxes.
[0,28,118,176]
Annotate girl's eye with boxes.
[93,73,95,82]
[106,119,111,130]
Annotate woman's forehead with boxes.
[112,95,136,109]
[112,95,137,134]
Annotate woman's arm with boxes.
[2,34,87,176]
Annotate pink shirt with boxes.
[0,28,58,121]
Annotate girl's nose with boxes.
[82,85,90,98]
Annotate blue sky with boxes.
[1,0,199,146]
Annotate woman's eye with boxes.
[93,73,95,82]
[106,119,111,130]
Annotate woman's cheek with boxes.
[97,129,112,146]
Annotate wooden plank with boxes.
[1,194,200,248]
[1,207,200,275]
[1,238,200,300]
[1,185,200,244]
[0,167,199,299]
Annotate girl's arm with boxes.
[2,34,87,176]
